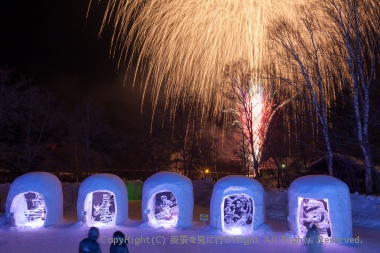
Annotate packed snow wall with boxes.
[142,172,193,228]
[288,175,352,238]
[210,176,265,235]
[6,172,63,228]
[77,173,128,227]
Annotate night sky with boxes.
[0,0,145,127]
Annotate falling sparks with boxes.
[94,0,380,170]
[243,84,265,165]
[224,65,276,176]
[96,0,304,118]
[239,82,277,176]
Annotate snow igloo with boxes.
[6,172,63,228]
[288,175,352,239]
[77,173,128,227]
[142,172,193,228]
[210,176,265,235]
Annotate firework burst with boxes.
[95,0,379,174]
[96,0,305,118]
[95,0,379,118]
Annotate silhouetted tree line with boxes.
[0,66,128,182]
[0,66,233,183]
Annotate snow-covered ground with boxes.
[0,181,379,253]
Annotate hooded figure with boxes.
[110,231,129,253]
[300,224,324,253]
[79,227,102,253]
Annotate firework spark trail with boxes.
[240,84,266,165]
[267,0,380,144]
[95,0,379,163]
[240,83,281,175]
[96,0,379,112]
[225,64,274,175]
[247,85,264,162]
[98,0,304,118]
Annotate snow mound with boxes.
[142,172,193,228]
[351,192,380,229]
[5,172,63,227]
[210,175,265,235]
[288,175,352,239]
[77,173,128,227]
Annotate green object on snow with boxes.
[124,180,143,200]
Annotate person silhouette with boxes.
[79,227,102,253]
[300,224,324,253]
[110,231,129,253]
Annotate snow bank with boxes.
[351,192,380,229]
[142,172,193,228]
[193,177,214,207]
[5,172,63,227]
[265,188,288,221]
[77,173,128,227]
[266,187,380,229]
[62,182,80,211]
[124,180,143,200]
[288,175,352,239]
[210,175,265,235]
[192,176,215,190]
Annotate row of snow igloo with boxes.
[5,171,352,239]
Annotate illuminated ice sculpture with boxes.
[288,175,352,239]
[6,172,63,228]
[142,172,193,228]
[77,173,128,227]
[210,176,265,235]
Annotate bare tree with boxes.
[324,0,380,193]
[269,0,380,193]
[21,89,56,172]
[143,106,174,173]
[0,66,21,171]
[202,125,221,179]
[224,62,296,179]
[67,97,122,179]
[270,10,335,177]
[0,67,66,176]
[0,66,16,132]
[5,81,59,173]
[171,102,206,177]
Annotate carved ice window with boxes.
[10,192,47,228]
[84,191,116,227]
[222,194,254,235]
[149,191,178,228]
[298,197,332,238]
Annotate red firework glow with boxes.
[228,79,275,177]
[245,84,275,176]
[227,75,292,177]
